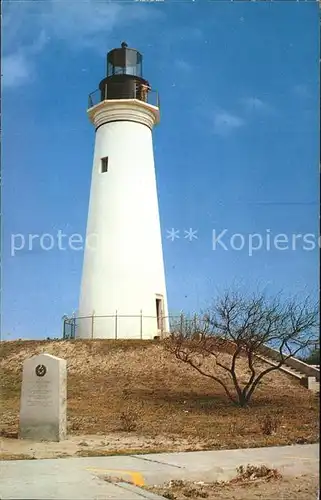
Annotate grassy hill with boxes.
[1,339,319,454]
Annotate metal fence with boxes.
[62,313,182,340]
[88,82,160,109]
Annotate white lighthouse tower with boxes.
[77,42,169,340]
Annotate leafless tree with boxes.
[166,291,319,407]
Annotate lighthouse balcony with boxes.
[88,81,160,110]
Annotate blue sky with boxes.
[2,1,319,339]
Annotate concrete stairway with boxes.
[255,346,320,393]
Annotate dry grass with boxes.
[147,472,319,500]
[0,339,319,452]
[0,452,36,461]
[74,446,174,457]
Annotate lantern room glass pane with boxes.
[107,48,142,77]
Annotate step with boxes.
[301,377,320,393]
[256,354,305,379]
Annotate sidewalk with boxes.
[0,457,164,500]
[1,443,319,499]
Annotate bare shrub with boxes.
[234,464,282,482]
[261,415,280,436]
[166,291,318,407]
[119,407,140,432]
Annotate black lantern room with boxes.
[98,42,151,102]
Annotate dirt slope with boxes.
[1,339,319,454]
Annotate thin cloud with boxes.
[201,96,274,137]
[45,2,126,50]
[2,31,48,89]
[240,97,273,113]
[2,52,32,89]
[213,110,245,136]
[175,59,192,72]
[2,0,163,88]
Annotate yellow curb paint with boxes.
[85,467,145,487]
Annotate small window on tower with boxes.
[101,157,109,173]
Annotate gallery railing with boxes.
[88,82,160,109]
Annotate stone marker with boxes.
[19,353,67,441]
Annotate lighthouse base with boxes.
[75,313,169,340]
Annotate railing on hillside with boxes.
[62,313,182,340]
[88,82,160,109]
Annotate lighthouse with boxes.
[77,42,169,340]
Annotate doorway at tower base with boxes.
[75,314,170,340]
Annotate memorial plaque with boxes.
[19,353,67,441]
